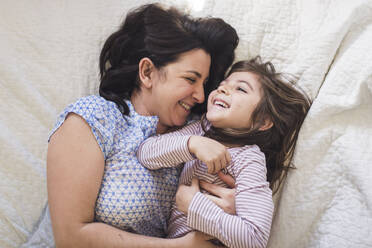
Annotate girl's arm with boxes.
[137,121,201,169]
[47,114,216,248]
[138,121,230,173]
[177,147,274,248]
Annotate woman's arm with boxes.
[47,113,216,248]
[176,148,274,248]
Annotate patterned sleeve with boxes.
[137,121,203,169]
[187,146,274,248]
[48,96,117,160]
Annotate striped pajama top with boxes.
[137,120,274,248]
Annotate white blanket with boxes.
[1,0,371,247]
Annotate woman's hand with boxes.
[178,231,217,248]
[188,136,231,174]
[176,178,200,214]
[176,172,236,215]
[200,171,236,215]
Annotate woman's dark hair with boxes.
[99,3,239,115]
[202,56,312,194]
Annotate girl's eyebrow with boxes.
[238,80,254,91]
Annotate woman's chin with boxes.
[170,117,187,127]
[175,119,187,127]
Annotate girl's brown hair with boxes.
[202,56,311,194]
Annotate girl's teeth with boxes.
[214,100,228,108]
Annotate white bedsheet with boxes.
[1,0,371,247]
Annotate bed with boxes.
[1,0,371,247]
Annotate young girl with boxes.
[137,56,311,248]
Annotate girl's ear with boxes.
[259,118,273,131]
[138,57,155,89]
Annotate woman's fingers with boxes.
[197,231,214,241]
[191,177,200,190]
[204,194,223,207]
[176,178,200,214]
[200,180,236,214]
[203,194,235,215]
[200,180,229,196]
[182,231,218,248]
[218,171,235,188]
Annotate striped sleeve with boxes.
[137,121,203,169]
[187,146,274,248]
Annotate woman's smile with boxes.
[178,101,193,112]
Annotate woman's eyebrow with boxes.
[185,70,202,78]
[238,80,254,91]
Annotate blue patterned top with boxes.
[50,95,181,237]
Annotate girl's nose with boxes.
[217,84,229,95]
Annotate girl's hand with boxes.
[176,178,200,214]
[200,171,236,215]
[178,231,217,248]
[188,136,231,174]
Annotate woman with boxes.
[23,3,238,248]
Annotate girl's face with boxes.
[207,71,263,129]
[151,49,211,131]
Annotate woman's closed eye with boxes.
[184,77,196,83]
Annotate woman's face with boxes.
[206,71,263,129]
[151,49,211,132]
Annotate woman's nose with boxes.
[193,82,205,103]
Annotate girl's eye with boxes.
[237,87,247,93]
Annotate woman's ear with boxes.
[259,118,273,131]
[138,57,155,89]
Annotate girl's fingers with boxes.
[217,159,223,173]
[214,160,220,174]
[226,150,232,164]
[217,154,227,172]
[207,161,213,174]
[213,161,218,173]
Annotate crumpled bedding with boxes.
[1,0,371,247]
